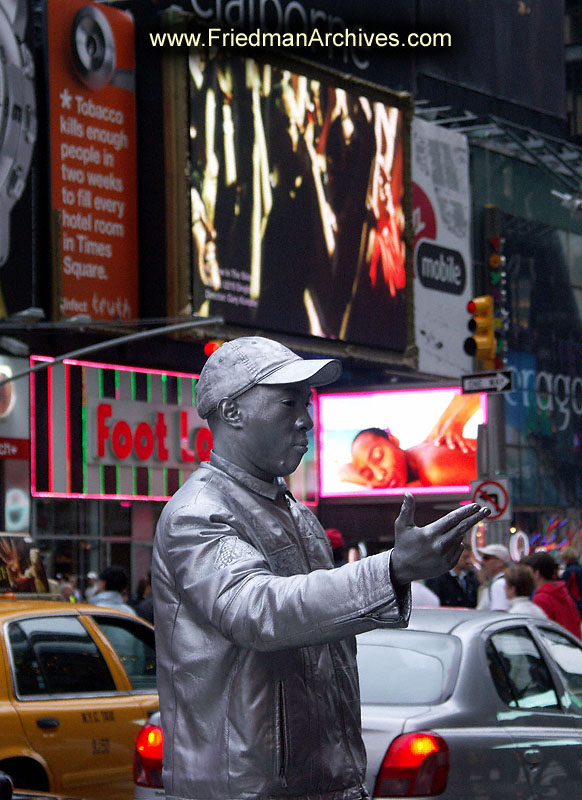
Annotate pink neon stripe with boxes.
[311,388,320,505]
[30,490,173,502]
[62,357,200,380]
[318,484,472,499]
[31,355,57,494]
[29,357,38,494]
[47,361,53,492]
[318,386,464,401]
[65,363,71,493]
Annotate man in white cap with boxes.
[476,543,512,611]
[84,570,99,602]
[152,336,489,800]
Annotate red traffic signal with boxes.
[203,340,224,357]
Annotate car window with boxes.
[91,615,156,691]
[8,616,116,697]
[357,631,461,704]
[487,627,559,709]
[537,626,582,708]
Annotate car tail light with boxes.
[134,724,164,788]
[373,731,449,797]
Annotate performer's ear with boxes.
[217,398,242,428]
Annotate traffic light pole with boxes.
[477,392,508,545]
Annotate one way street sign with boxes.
[461,370,514,394]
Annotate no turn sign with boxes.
[470,478,511,521]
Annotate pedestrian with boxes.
[59,581,76,603]
[130,574,151,609]
[84,570,99,601]
[69,574,82,602]
[504,563,547,618]
[151,336,489,800]
[92,566,136,615]
[134,573,154,624]
[411,580,441,607]
[560,546,582,615]
[427,541,479,607]
[325,528,347,567]
[525,551,581,638]
[476,543,512,611]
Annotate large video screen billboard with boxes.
[189,53,410,351]
[318,387,486,498]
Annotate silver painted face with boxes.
[232,382,313,482]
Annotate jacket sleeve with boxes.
[159,498,411,652]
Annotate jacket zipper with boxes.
[277,681,289,788]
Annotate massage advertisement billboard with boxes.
[190,53,411,352]
[317,387,486,498]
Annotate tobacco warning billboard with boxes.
[46,0,138,320]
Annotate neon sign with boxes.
[30,356,211,500]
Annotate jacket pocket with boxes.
[275,681,289,788]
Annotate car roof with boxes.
[358,607,547,641]
[0,597,141,622]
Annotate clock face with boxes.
[0,1,36,269]
[0,16,10,178]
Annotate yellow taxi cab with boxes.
[0,596,158,800]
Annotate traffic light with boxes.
[483,205,509,368]
[203,340,225,357]
[464,295,495,366]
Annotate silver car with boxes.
[135,608,582,799]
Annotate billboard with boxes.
[190,53,410,351]
[45,0,139,320]
[0,533,50,594]
[412,118,473,377]
[0,356,30,461]
[318,387,486,498]
[31,357,211,500]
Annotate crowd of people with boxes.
[325,526,582,638]
[415,537,582,637]
[54,567,154,624]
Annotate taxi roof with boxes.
[0,596,139,620]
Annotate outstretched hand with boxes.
[390,492,490,585]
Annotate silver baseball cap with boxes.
[195,336,341,419]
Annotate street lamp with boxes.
[0,315,224,387]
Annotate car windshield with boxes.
[357,630,461,704]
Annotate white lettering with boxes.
[74,96,124,125]
[63,256,109,281]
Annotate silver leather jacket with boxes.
[152,454,411,800]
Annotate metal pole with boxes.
[0,316,224,387]
[484,392,508,545]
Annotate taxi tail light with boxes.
[373,731,449,797]
[134,723,164,788]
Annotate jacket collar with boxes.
[209,451,289,502]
